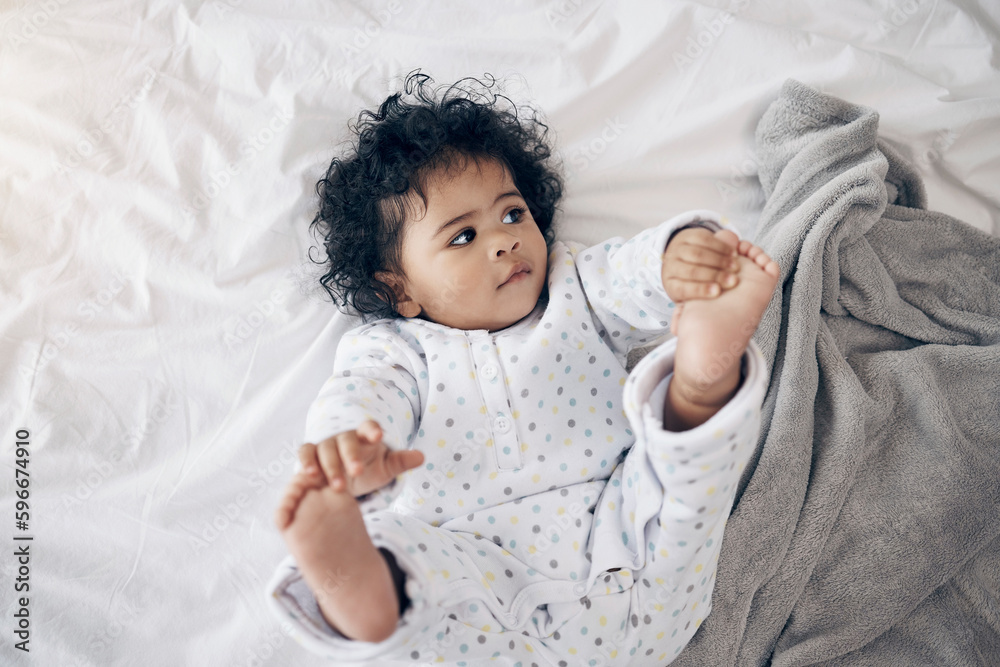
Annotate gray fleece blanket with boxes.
[673,80,1000,666]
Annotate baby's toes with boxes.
[275,474,321,529]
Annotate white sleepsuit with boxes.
[267,210,768,666]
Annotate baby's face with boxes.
[391,158,548,332]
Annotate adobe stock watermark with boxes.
[565,116,630,181]
[224,270,297,352]
[916,128,958,169]
[60,390,181,509]
[876,0,919,38]
[545,0,588,27]
[17,269,132,382]
[338,0,404,58]
[673,0,750,73]
[181,106,293,219]
[86,599,146,655]
[715,152,764,206]
[188,438,300,553]
[52,67,158,176]
[3,0,70,52]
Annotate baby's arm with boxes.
[575,210,738,357]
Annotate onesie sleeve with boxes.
[574,210,726,358]
[304,321,426,510]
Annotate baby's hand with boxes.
[299,420,425,498]
[662,227,741,301]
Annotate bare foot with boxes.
[276,473,400,642]
[665,238,779,429]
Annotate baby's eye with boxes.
[450,228,475,246]
[502,207,525,224]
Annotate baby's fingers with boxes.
[297,442,324,479]
[315,436,348,492]
[383,449,425,480]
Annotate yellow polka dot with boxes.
[607,501,616,510]
[578,374,586,382]
[656,631,664,639]
[548,373,555,382]
[706,486,716,495]
[528,545,537,554]
[512,410,520,419]
[458,499,464,507]
[713,428,725,439]
[442,570,449,578]
[470,371,475,379]
[573,540,579,550]
[580,468,588,476]
[485,439,493,448]
[429,404,437,413]
[489,472,498,480]
[569,648,577,655]
[479,405,487,414]
[564,259,573,266]
[659,548,669,558]
[552,406,559,414]
[619,378,625,386]
[437,439,446,448]
[600,615,607,626]
[481,625,491,632]
[404,411,411,420]
[564,438,572,445]
[510,516,518,524]
[540,338,549,347]
[566,309,573,317]
[532,474,541,483]
[485,571,495,581]
[695,564,704,573]
[446,471,454,478]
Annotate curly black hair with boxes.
[308,70,563,320]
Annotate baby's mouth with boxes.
[500,262,531,288]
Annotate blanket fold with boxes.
[673,79,1000,666]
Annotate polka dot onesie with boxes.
[267,210,769,666]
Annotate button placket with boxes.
[466,331,521,470]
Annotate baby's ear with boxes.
[375,271,422,318]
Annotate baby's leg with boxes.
[665,234,779,430]
[276,474,401,642]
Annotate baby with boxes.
[267,72,779,665]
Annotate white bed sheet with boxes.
[1,1,998,665]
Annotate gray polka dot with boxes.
[504,487,512,495]
[454,453,462,461]
[478,635,486,644]
[567,419,575,427]
[528,422,536,431]
[436,383,445,391]
[445,418,454,427]
[510,355,518,363]
[631,614,639,628]
[521,389,529,397]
